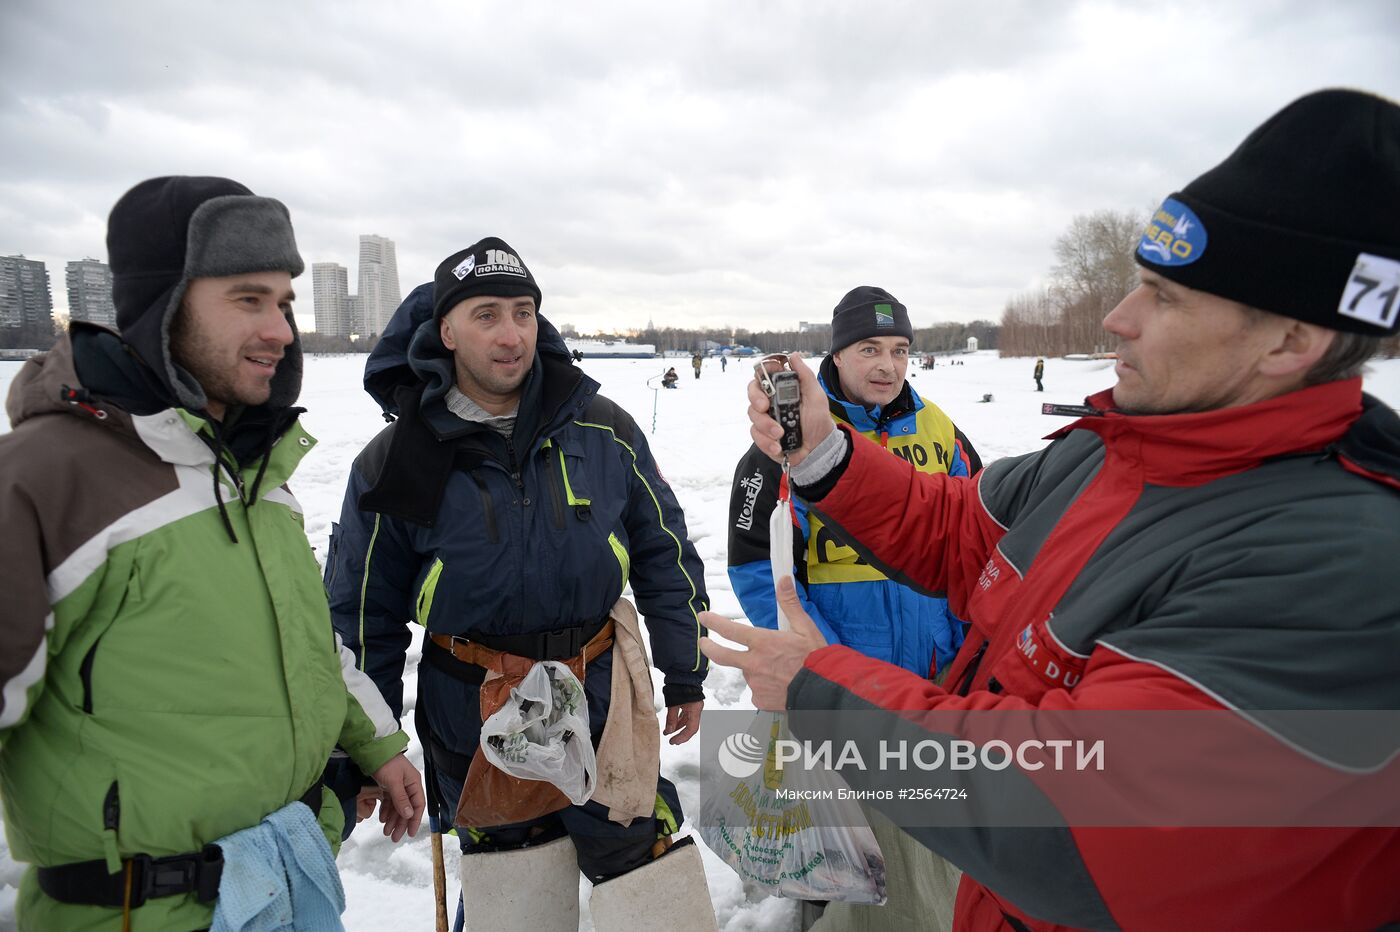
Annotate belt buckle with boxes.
[447,635,474,658]
[123,853,154,908]
[135,846,223,905]
[543,628,580,660]
[194,845,223,903]
[144,853,196,903]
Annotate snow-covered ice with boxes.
[2,350,1398,931]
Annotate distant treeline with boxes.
[632,320,999,356]
[0,328,57,350]
[298,332,381,354]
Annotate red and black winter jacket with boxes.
[788,378,1400,932]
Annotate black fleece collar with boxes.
[1335,394,1400,485]
[358,351,591,526]
[70,322,302,467]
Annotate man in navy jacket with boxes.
[326,237,715,931]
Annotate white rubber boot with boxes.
[588,838,718,932]
[459,835,580,931]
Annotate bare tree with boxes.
[1052,211,1141,307]
[1001,209,1144,356]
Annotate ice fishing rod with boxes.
[646,371,666,434]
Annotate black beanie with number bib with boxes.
[1134,88,1400,336]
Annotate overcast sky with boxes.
[4,1,1398,335]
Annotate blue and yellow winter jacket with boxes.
[727,355,979,678]
[326,285,708,772]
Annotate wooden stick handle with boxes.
[432,831,449,932]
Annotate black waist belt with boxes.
[468,616,612,661]
[36,778,323,909]
[423,636,487,686]
[428,616,613,673]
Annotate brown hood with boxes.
[5,330,138,438]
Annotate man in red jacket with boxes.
[703,88,1400,931]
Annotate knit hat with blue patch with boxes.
[1135,88,1400,336]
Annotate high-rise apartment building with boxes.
[357,234,401,337]
[0,255,55,344]
[65,258,116,328]
[347,296,364,338]
[312,262,351,337]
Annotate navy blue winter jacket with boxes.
[325,285,709,735]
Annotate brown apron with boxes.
[430,622,614,828]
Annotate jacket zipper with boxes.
[470,473,500,544]
[100,780,122,873]
[505,437,524,493]
[955,640,989,697]
[79,639,101,713]
[543,445,566,530]
[504,436,527,617]
[103,781,120,832]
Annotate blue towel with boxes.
[209,798,346,932]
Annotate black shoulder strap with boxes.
[357,384,457,527]
[581,393,635,445]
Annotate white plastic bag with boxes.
[700,484,887,903]
[702,711,888,903]
[480,660,596,805]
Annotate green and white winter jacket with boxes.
[0,328,407,931]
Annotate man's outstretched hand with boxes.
[699,577,828,710]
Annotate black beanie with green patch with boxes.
[830,285,914,353]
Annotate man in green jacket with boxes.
[0,176,423,931]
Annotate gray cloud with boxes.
[4,0,1398,331]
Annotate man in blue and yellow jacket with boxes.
[728,286,980,680]
[727,285,979,932]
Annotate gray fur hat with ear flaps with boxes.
[107,175,306,412]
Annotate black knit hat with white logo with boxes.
[433,236,542,319]
[1135,88,1400,336]
[830,285,914,353]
